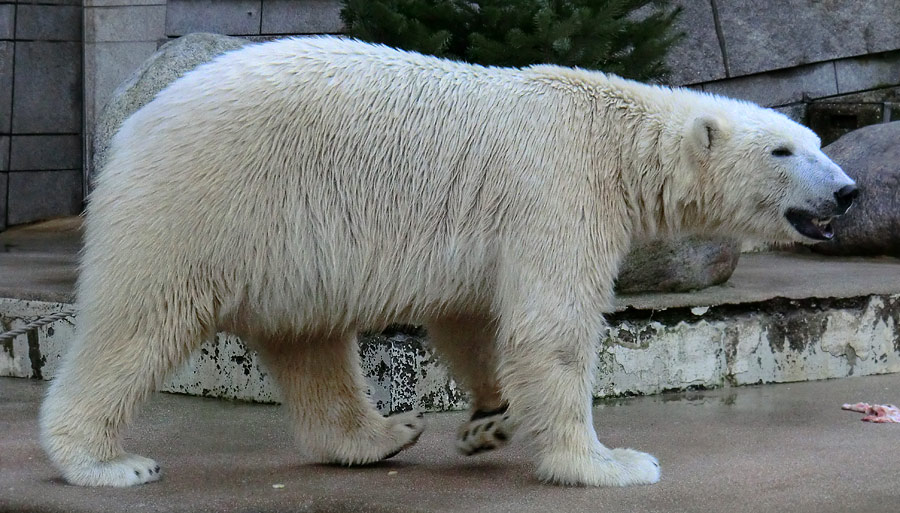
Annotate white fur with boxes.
[41,36,852,487]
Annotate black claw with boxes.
[382,447,403,460]
[470,403,509,421]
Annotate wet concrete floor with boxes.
[2,374,899,513]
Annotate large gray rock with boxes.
[91,33,251,188]
[616,236,741,294]
[813,121,900,257]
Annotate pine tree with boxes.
[341,0,683,82]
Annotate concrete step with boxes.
[1,219,899,413]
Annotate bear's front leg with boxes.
[496,309,660,487]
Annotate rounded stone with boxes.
[616,236,741,294]
[91,33,251,188]
[813,121,900,257]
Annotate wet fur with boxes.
[41,36,851,487]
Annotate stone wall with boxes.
[82,0,344,187]
[2,0,900,228]
[668,0,900,139]
[79,0,900,187]
[0,0,84,231]
[77,0,900,193]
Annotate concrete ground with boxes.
[3,219,900,511]
[2,374,899,513]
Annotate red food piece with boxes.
[842,402,900,423]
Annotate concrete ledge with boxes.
[2,219,899,412]
[3,293,898,414]
[616,251,900,311]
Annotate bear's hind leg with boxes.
[426,315,515,455]
[255,331,424,465]
[40,304,209,486]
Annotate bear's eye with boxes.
[771,147,793,157]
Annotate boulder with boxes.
[91,33,251,188]
[616,236,741,294]
[813,121,900,257]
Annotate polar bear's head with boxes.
[681,106,857,243]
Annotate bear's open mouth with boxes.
[785,208,834,240]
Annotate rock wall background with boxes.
[1,0,898,230]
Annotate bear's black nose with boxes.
[834,184,859,213]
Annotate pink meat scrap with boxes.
[842,402,900,423]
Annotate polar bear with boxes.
[40,36,857,488]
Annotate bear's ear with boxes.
[687,115,727,155]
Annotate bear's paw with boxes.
[322,411,425,465]
[62,453,161,487]
[456,405,514,456]
[380,411,426,460]
[537,446,660,487]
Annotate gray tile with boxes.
[167,0,261,36]
[261,0,342,35]
[716,0,900,77]
[85,5,166,43]
[83,41,158,126]
[814,85,900,104]
[836,51,900,94]
[16,4,82,41]
[0,41,11,133]
[0,135,8,171]
[11,41,82,134]
[0,171,7,230]
[0,5,14,40]
[664,0,726,85]
[10,135,81,171]
[13,1,81,5]
[7,170,83,226]
[703,62,837,107]
[86,1,166,6]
